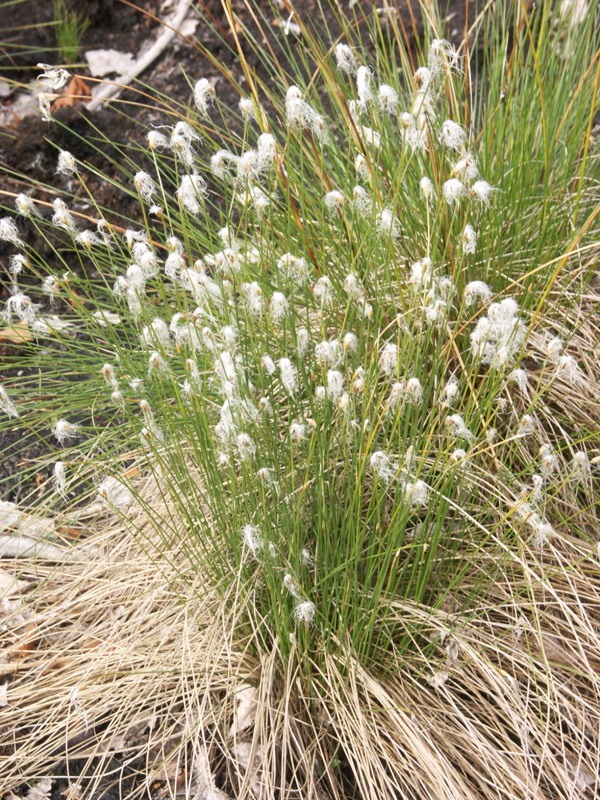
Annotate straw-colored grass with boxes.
[1,0,599,796]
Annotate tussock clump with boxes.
[1,0,599,797]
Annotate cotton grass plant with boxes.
[1,0,599,797]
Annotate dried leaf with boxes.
[56,526,84,540]
[540,633,579,668]
[427,668,450,688]
[231,743,264,798]
[0,500,55,538]
[61,784,83,800]
[203,789,231,799]
[51,76,91,111]
[8,620,39,658]
[0,322,33,343]
[191,746,232,798]
[0,534,70,561]
[25,778,53,800]
[0,568,31,596]
[229,684,257,737]
[192,746,214,797]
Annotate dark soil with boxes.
[0,0,473,796]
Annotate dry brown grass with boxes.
[2,370,599,800]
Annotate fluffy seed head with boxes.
[440,120,467,151]
[146,130,169,151]
[315,339,341,368]
[470,180,496,206]
[378,83,398,114]
[242,524,262,556]
[53,461,67,498]
[133,171,155,202]
[241,281,263,317]
[428,38,461,76]
[193,78,215,116]
[5,292,39,324]
[446,414,474,441]
[571,451,591,483]
[9,254,28,275]
[296,327,310,357]
[177,174,206,214]
[289,421,306,442]
[516,414,536,437]
[313,276,333,306]
[239,97,257,121]
[443,178,467,206]
[324,190,345,214]
[370,451,396,483]
[15,194,40,218]
[377,208,402,239]
[539,444,558,478]
[356,66,373,110]
[334,43,359,75]
[406,377,423,404]
[326,370,344,399]
[236,433,256,462]
[294,600,316,624]
[279,358,297,395]
[403,479,429,506]
[270,291,289,324]
[440,377,459,407]
[420,176,435,202]
[101,363,119,391]
[53,418,80,446]
[0,384,19,418]
[0,217,24,246]
[97,476,133,510]
[379,343,398,376]
[56,150,78,176]
[261,355,276,375]
[464,281,492,306]
[52,199,77,234]
[462,224,478,254]
[343,332,358,353]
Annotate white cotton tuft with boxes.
[470,180,496,206]
[464,281,492,306]
[53,418,80,446]
[462,224,478,254]
[439,120,467,151]
[443,178,466,206]
[270,291,289,324]
[420,176,435,202]
[177,174,206,214]
[278,358,297,395]
[370,451,396,483]
[56,150,78,176]
[133,171,155,202]
[334,44,359,75]
[378,83,398,115]
[193,78,215,116]
[0,384,19,418]
[379,343,398,376]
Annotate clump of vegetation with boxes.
[53,0,90,66]
[0,1,599,797]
